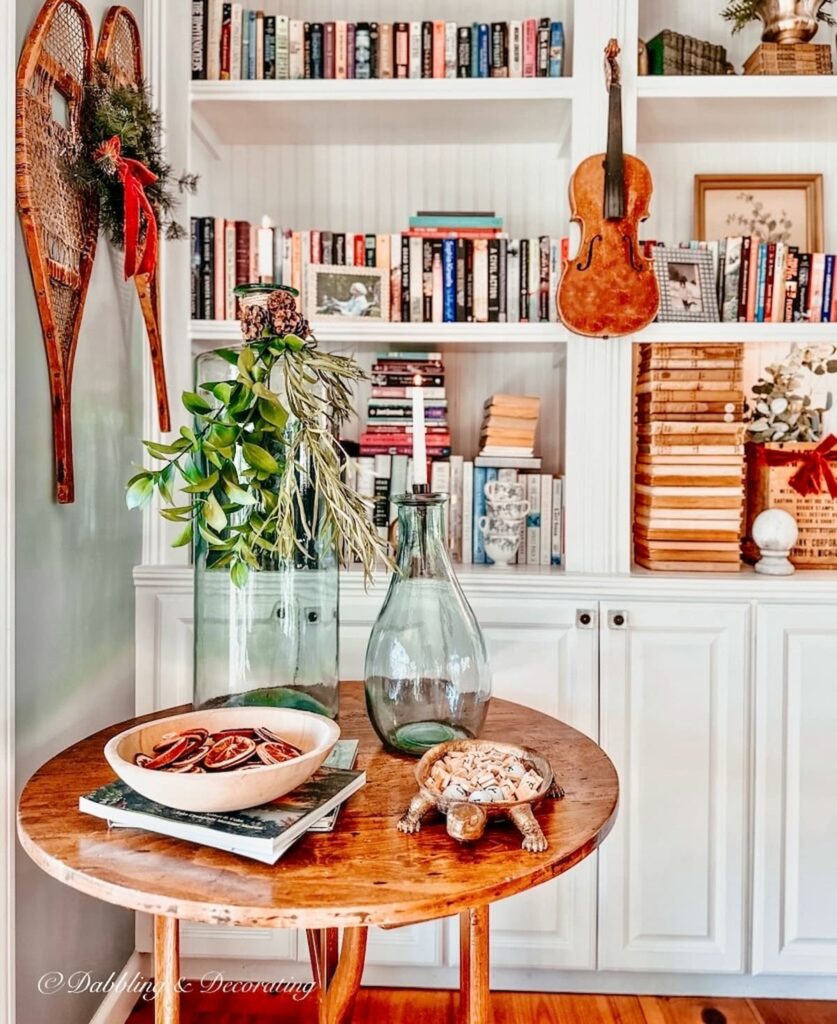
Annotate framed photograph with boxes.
[694,174,823,250]
[653,247,720,322]
[305,264,389,322]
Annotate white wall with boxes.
[14,1,145,1020]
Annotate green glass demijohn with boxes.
[364,490,492,756]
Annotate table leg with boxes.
[305,926,368,1024]
[153,915,181,1024]
[459,906,490,1024]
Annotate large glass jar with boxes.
[364,492,492,755]
[192,288,339,717]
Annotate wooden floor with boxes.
[127,988,837,1023]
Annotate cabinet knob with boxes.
[609,610,627,629]
[576,609,595,629]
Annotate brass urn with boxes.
[756,0,829,42]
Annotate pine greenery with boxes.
[722,0,834,34]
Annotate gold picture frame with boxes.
[694,174,824,251]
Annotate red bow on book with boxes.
[94,135,159,280]
[755,434,837,499]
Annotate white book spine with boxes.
[528,237,540,323]
[526,473,541,565]
[282,230,292,289]
[462,462,474,565]
[449,455,464,562]
[430,461,452,549]
[207,0,223,79]
[255,14,264,80]
[230,4,243,79]
[551,477,563,565]
[509,21,523,76]
[224,222,236,319]
[445,22,457,78]
[409,237,423,322]
[300,230,310,312]
[289,20,304,79]
[548,238,560,322]
[409,22,422,78]
[355,458,375,521]
[772,240,786,322]
[539,475,552,566]
[276,16,290,79]
[507,241,520,323]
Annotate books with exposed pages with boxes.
[80,760,365,865]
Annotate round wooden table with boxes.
[18,683,618,1024]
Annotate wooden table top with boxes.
[17,683,618,930]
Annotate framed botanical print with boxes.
[694,174,824,251]
[653,247,720,322]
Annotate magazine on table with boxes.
[79,741,363,865]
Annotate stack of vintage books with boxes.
[479,393,540,459]
[744,42,832,76]
[644,29,727,75]
[633,343,745,572]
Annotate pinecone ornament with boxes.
[267,289,310,339]
[240,303,269,340]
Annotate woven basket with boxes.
[744,42,833,75]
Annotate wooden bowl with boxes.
[104,707,340,813]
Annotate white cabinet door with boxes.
[598,600,750,974]
[445,596,600,972]
[753,603,837,975]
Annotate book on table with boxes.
[79,741,363,865]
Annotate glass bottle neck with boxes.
[395,497,454,580]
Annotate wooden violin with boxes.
[557,39,659,338]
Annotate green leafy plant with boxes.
[746,344,837,442]
[66,63,197,246]
[722,0,834,33]
[126,291,387,586]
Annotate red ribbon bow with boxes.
[95,135,159,280]
[756,434,837,499]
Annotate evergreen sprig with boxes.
[722,0,834,34]
[126,329,389,588]
[66,63,197,247]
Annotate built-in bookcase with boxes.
[147,0,837,581]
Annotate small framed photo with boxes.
[306,264,389,322]
[694,173,823,250]
[653,247,720,322]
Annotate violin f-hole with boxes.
[576,233,603,272]
[623,234,644,273]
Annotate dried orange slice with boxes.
[204,735,257,770]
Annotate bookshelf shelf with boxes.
[636,322,837,344]
[189,319,571,350]
[190,78,575,145]
[637,74,837,143]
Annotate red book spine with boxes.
[234,220,251,315]
[432,21,445,77]
[353,234,366,266]
[763,242,777,322]
[395,22,409,77]
[310,230,321,264]
[737,236,751,323]
[220,6,231,79]
[324,22,335,78]
[523,20,537,77]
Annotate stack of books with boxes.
[633,343,745,573]
[347,453,562,567]
[480,394,540,459]
[359,351,449,458]
[192,7,566,81]
[644,29,727,76]
[190,214,566,324]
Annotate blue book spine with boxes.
[755,243,767,322]
[241,11,251,79]
[477,24,489,77]
[247,11,256,79]
[470,23,480,78]
[442,239,456,323]
[549,22,564,77]
[472,467,487,564]
[823,254,835,321]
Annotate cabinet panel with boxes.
[446,598,599,971]
[753,604,837,975]
[598,601,749,974]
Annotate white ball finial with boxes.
[752,508,798,576]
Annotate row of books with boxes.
[718,238,837,324]
[192,4,566,81]
[345,452,563,567]
[360,351,449,457]
[633,343,746,573]
[190,215,565,324]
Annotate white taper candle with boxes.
[257,215,274,280]
[411,374,427,487]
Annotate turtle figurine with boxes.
[397,739,564,853]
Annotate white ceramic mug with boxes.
[484,480,526,504]
[479,515,521,536]
[486,498,530,522]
